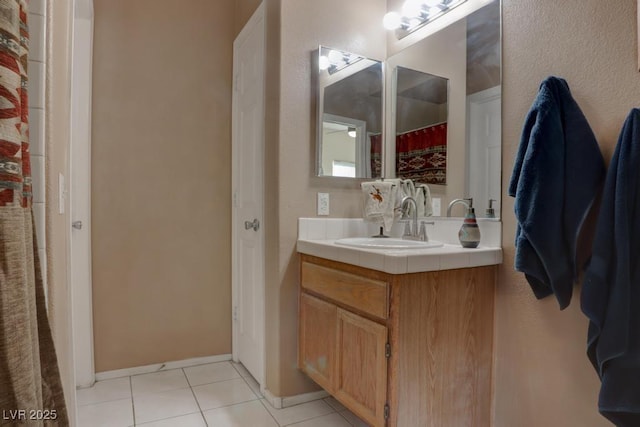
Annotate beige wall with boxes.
[235,0,263,37]
[91,0,234,371]
[46,0,76,422]
[495,0,638,425]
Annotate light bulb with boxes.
[383,12,402,30]
[402,0,423,18]
[348,129,356,138]
[327,49,344,65]
[319,55,330,71]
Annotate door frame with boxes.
[231,2,266,388]
[69,0,95,388]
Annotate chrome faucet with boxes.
[401,196,434,241]
[401,196,421,240]
[447,198,472,217]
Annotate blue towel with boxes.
[581,108,640,426]
[509,77,605,309]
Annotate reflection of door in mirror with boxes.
[394,67,449,185]
[316,46,383,179]
[321,115,366,178]
[467,86,501,218]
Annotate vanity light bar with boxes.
[383,0,468,38]
[319,49,364,75]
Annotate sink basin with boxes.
[334,237,444,250]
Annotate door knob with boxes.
[72,220,83,230]
[244,218,260,231]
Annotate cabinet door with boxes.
[299,293,337,392]
[335,309,388,427]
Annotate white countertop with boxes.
[297,238,502,275]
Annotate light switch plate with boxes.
[317,193,330,216]
[432,197,441,216]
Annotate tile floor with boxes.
[77,361,370,427]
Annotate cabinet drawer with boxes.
[301,261,389,320]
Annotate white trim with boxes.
[90,354,233,383]
[262,389,330,410]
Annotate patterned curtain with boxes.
[0,1,68,424]
[369,133,382,178]
[396,122,447,185]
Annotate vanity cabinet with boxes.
[298,254,496,427]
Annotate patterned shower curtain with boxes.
[0,1,68,424]
[396,122,447,185]
[369,133,382,178]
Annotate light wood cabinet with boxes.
[335,308,388,427]
[299,293,337,392]
[298,254,496,427]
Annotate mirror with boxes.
[316,46,383,178]
[386,0,501,217]
[394,67,449,185]
[313,1,501,217]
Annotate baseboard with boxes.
[262,388,329,409]
[75,379,96,390]
[92,354,232,383]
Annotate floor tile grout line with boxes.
[258,398,286,427]
[76,396,133,408]
[189,376,250,393]
[184,368,209,427]
[135,410,203,427]
[229,361,264,399]
[336,409,358,427]
[239,374,263,399]
[130,385,193,398]
[199,395,260,413]
[200,396,263,413]
[182,367,195,388]
[129,376,136,426]
[278,410,341,427]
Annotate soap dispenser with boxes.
[486,199,496,218]
[458,198,481,248]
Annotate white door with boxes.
[70,0,95,388]
[467,86,501,216]
[232,3,265,386]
